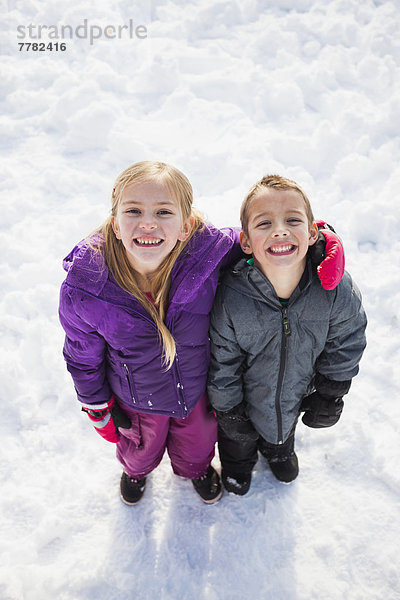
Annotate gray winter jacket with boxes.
[207,258,367,445]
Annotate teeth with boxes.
[270,245,293,253]
[136,238,162,245]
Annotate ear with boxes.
[178,216,195,242]
[308,222,319,246]
[240,231,253,255]
[111,216,121,240]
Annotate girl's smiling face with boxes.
[111,181,193,277]
[240,188,318,278]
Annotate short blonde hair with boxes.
[95,161,204,369]
[240,174,314,234]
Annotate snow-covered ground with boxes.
[1,1,400,598]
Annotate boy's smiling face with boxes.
[240,188,318,280]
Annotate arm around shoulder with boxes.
[218,226,244,267]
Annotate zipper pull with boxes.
[123,363,136,403]
[282,308,291,336]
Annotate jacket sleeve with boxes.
[207,286,246,412]
[219,227,245,268]
[315,272,367,382]
[59,282,112,407]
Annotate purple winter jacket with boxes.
[59,224,241,419]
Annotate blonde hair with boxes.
[93,161,204,369]
[240,174,315,234]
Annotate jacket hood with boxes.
[62,235,108,295]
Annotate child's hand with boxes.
[301,392,344,428]
[82,397,131,443]
[311,222,345,291]
[216,403,259,442]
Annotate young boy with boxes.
[207,175,367,495]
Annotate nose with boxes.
[139,214,157,231]
[272,222,289,237]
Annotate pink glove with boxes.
[82,397,131,443]
[315,221,345,291]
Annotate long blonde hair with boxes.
[94,161,204,369]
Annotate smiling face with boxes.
[240,188,318,282]
[111,180,193,277]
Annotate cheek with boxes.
[115,216,133,241]
[253,235,265,249]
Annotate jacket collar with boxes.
[226,257,314,306]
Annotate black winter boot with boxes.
[268,453,299,483]
[120,472,146,505]
[259,429,299,483]
[192,466,222,504]
[222,471,252,495]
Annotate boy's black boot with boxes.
[268,453,299,483]
[222,471,252,495]
[120,472,146,505]
[192,465,223,504]
[259,430,299,483]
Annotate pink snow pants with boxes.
[116,394,217,479]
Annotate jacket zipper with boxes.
[123,363,136,404]
[173,350,188,417]
[175,373,187,417]
[247,277,294,443]
[274,307,291,444]
[166,317,188,418]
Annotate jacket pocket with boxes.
[122,363,137,405]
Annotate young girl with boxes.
[59,161,344,505]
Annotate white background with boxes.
[1,1,400,599]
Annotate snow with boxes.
[1,0,400,598]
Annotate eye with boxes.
[126,208,141,215]
[256,220,271,228]
[158,209,174,216]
